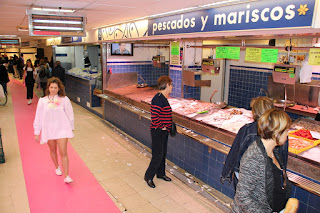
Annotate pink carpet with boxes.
[8,79,120,213]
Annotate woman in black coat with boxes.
[0,59,10,94]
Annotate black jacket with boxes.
[0,65,9,83]
[221,121,289,186]
[52,65,65,83]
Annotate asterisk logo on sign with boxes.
[297,4,309,15]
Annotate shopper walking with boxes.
[17,53,25,79]
[220,96,289,190]
[13,55,19,78]
[52,61,65,85]
[0,59,9,94]
[144,76,173,188]
[22,59,36,105]
[37,59,49,96]
[33,77,74,183]
[232,109,292,213]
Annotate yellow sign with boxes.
[308,48,320,65]
[245,48,262,62]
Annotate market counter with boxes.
[100,85,320,208]
[65,74,102,117]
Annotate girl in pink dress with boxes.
[33,77,74,183]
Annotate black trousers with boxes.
[40,82,47,96]
[18,68,23,79]
[26,82,34,99]
[145,129,169,180]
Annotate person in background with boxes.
[37,59,49,96]
[144,76,173,188]
[0,59,9,94]
[22,59,36,105]
[44,57,52,77]
[7,56,14,74]
[13,55,19,78]
[17,53,25,79]
[34,55,40,68]
[52,61,65,85]
[232,109,292,213]
[33,77,74,183]
[221,96,289,190]
[49,57,54,71]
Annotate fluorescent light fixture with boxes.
[0,35,17,37]
[18,28,29,31]
[33,19,82,24]
[33,26,82,31]
[32,7,75,13]
[199,0,241,8]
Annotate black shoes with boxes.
[144,175,156,188]
[157,175,172,181]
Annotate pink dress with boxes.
[33,95,74,144]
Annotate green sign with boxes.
[245,48,262,62]
[227,47,240,60]
[308,48,320,65]
[171,42,180,55]
[216,47,228,59]
[261,48,278,63]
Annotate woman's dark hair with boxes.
[45,77,66,97]
[25,59,34,69]
[258,109,292,145]
[158,76,172,90]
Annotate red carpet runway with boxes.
[9,79,120,213]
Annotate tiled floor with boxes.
[0,77,227,213]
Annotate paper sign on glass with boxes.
[261,49,278,63]
[245,48,262,62]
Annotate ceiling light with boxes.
[33,19,82,24]
[199,0,241,8]
[32,7,76,13]
[33,26,82,31]
[0,35,17,37]
[18,28,29,32]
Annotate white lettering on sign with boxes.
[152,15,196,34]
[201,16,208,31]
[151,3,301,35]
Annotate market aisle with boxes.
[8,79,120,213]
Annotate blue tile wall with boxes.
[184,75,201,100]
[107,62,169,86]
[228,66,272,109]
[65,75,102,117]
[169,68,182,98]
[103,93,320,212]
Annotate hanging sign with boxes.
[261,49,279,63]
[216,47,228,59]
[226,47,240,60]
[171,42,180,65]
[245,48,262,62]
[308,48,320,65]
[148,0,315,36]
[216,47,240,59]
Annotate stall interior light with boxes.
[33,26,82,31]
[32,7,76,13]
[33,19,82,24]
[199,0,241,8]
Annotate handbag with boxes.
[170,122,177,136]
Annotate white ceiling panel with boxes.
[0,0,263,39]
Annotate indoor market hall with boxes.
[0,76,227,212]
[1,0,320,213]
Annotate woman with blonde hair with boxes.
[232,109,292,212]
[33,77,74,183]
[221,96,289,189]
